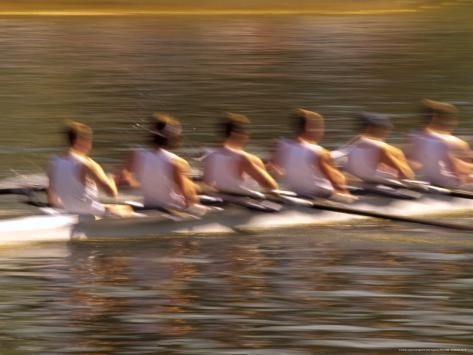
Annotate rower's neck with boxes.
[426,125,451,135]
[68,147,88,157]
[224,139,244,151]
[151,144,164,152]
[297,135,318,144]
[361,132,385,141]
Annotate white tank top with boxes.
[409,130,459,187]
[134,148,185,208]
[273,138,293,170]
[49,154,106,215]
[344,136,398,181]
[277,139,334,197]
[203,146,258,194]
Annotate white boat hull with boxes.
[0,215,78,245]
[0,194,472,244]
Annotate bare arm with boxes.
[116,151,140,188]
[172,158,198,207]
[266,142,285,178]
[241,154,278,190]
[84,158,118,197]
[447,154,473,183]
[437,138,472,182]
[318,149,348,193]
[380,146,415,180]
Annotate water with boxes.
[1,4,473,177]
[1,229,473,354]
[1,2,473,353]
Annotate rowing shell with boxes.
[0,191,472,245]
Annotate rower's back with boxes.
[408,129,456,187]
[274,109,349,197]
[203,112,277,195]
[48,121,107,215]
[277,138,334,197]
[408,99,465,187]
[203,146,254,194]
[343,112,414,182]
[128,113,194,209]
[345,136,395,181]
[134,147,185,208]
[49,153,105,215]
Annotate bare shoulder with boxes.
[173,155,191,173]
[82,157,104,174]
[319,147,332,160]
[174,155,189,166]
[456,137,470,150]
[242,151,262,164]
[378,142,398,154]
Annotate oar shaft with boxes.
[448,189,473,199]
[310,201,473,231]
[0,187,47,195]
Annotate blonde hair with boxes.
[291,108,324,134]
[64,120,92,146]
[151,112,179,128]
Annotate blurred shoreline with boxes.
[0,0,467,16]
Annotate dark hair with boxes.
[150,112,181,148]
[151,131,168,147]
[221,112,250,138]
[292,115,306,136]
[64,121,92,146]
[357,112,393,131]
[421,99,457,121]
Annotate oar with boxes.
[375,179,473,200]
[439,188,473,199]
[213,192,283,212]
[277,194,473,232]
[0,187,46,196]
[224,190,473,231]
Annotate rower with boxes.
[270,108,350,198]
[406,99,473,187]
[117,113,199,210]
[47,121,126,216]
[202,112,278,196]
[343,112,414,183]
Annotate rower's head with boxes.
[222,112,250,145]
[358,112,393,139]
[421,99,458,132]
[65,120,93,154]
[150,112,182,149]
[291,108,324,142]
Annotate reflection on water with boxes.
[0,232,472,354]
